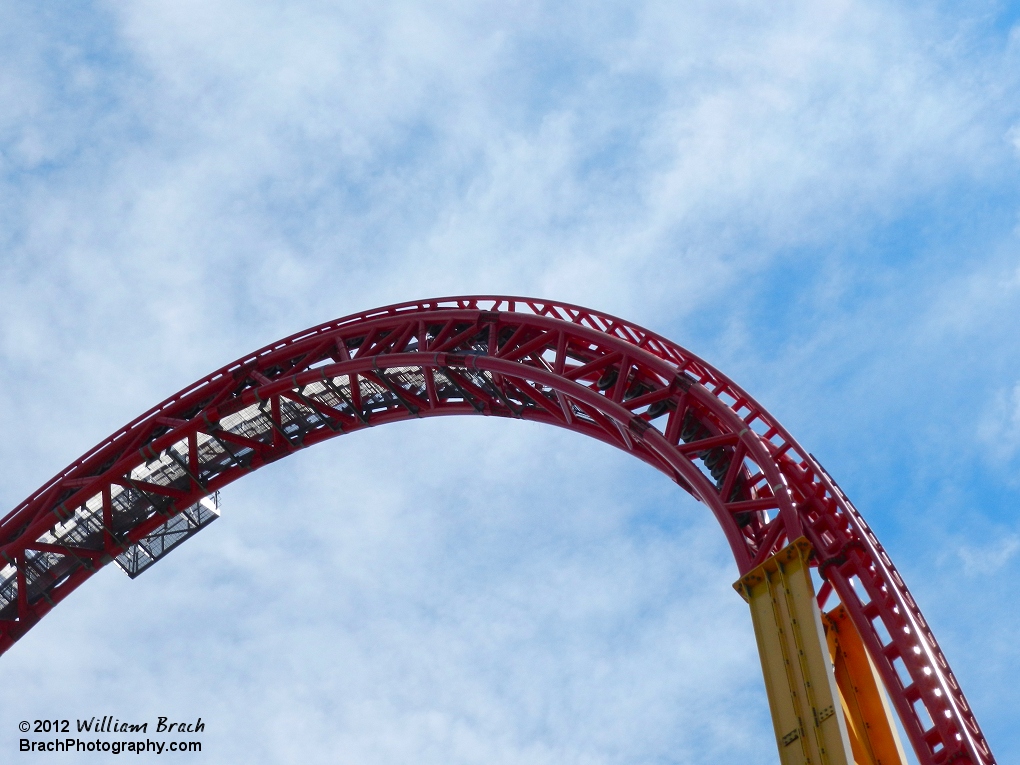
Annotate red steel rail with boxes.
[0,296,995,765]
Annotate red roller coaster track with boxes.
[0,296,995,765]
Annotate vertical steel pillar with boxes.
[823,605,908,765]
[734,538,855,765]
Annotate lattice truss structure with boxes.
[0,297,996,765]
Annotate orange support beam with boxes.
[824,605,908,765]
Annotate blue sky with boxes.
[1,1,1018,763]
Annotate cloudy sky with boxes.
[1,1,1019,762]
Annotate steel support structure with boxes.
[825,604,910,765]
[0,296,996,765]
[735,538,855,765]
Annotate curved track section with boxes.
[0,296,995,765]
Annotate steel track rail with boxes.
[0,296,995,765]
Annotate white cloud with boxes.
[956,534,1020,576]
[978,381,1020,462]
[1,0,1019,761]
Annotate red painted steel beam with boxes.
[0,296,996,765]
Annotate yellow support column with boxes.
[823,605,908,765]
[734,538,855,765]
